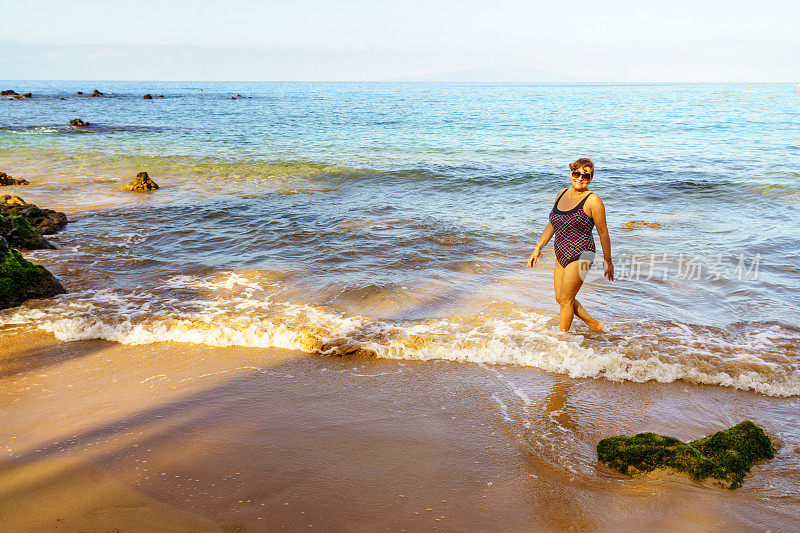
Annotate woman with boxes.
[527,158,613,332]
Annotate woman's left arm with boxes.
[587,195,614,281]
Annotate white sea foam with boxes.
[1,271,798,397]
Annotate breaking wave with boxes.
[1,271,798,397]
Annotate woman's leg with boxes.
[554,260,601,331]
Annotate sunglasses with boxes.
[571,170,592,180]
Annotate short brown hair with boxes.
[569,158,594,176]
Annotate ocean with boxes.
[1,80,799,396]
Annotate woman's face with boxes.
[570,166,593,191]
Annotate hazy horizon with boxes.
[3,1,799,82]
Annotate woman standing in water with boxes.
[527,158,613,332]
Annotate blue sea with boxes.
[1,80,799,396]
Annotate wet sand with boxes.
[1,331,798,532]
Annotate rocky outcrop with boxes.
[597,421,775,489]
[0,216,54,250]
[70,118,90,127]
[123,171,159,192]
[0,195,68,250]
[1,195,25,208]
[143,93,153,99]
[0,236,66,310]
[2,90,32,100]
[0,172,29,186]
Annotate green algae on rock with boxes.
[1,195,68,236]
[597,421,775,489]
[0,215,54,250]
[0,236,66,310]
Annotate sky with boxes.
[1,0,798,81]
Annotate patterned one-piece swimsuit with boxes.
[549,189,596,267]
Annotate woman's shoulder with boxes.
[586,190,603,203]
[584,191,605,215]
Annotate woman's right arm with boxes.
[527,222,554,267]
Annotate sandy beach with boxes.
[2,331,797,532]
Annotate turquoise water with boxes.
[1,81,799,395]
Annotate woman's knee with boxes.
[556,293,574,306]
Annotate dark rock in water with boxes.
[77,91,83,95]
[3,90,25,100]
[157,95,165,98]
[0,172,29,186]
[60,97,66,100]
[0,236,66,310]
[1,195,68,237]
[597,421,775,489]
[91,89,104,97]
[70,118,89,127]
[123,171,159,192]
[143,93,153,99]
[0,215,55,250]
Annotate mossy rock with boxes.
[0,196,68,236]
[0,215,54,250]
[597,421,775,489]
[0,237,66,309]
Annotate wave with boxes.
[1,124,172,136]
[1,271,798,397]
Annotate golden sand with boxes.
[0,332,795,531]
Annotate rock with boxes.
[157,95,165,98]
[623,220,661,229]
[0,236,66,310]
[77,91,83,95]
[91,89,104,97]
[0,215,55,250]
[60,97,66,100]
[123,171,159,192]
[143,93,153,99]
[22,93,32,98]
[3,90,25,100]
[0,172,29,186]
[70,118,90,127]
[1,195,26,207]
[0,195,68,236]
[597,421,775,489]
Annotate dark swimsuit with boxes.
[549,189,596,267]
